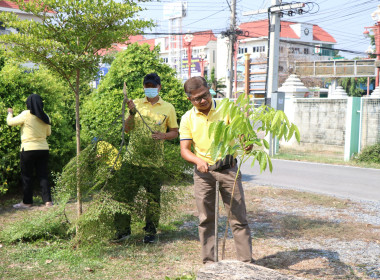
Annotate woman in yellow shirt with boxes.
[7,94,53,209]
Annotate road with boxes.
[240,159,380,202]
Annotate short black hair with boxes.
[143,73,161,86]
[184,76,208,97]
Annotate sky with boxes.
[137,0,380,59]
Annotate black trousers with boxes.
[20,150,51,204]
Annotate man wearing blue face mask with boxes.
[116,73,178,244]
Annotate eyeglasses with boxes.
[190,92,210,103]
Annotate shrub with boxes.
[355,143,380,164]
[0,59,75,196]
[52,125,192,243]
[81,43,191,144]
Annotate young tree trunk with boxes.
[75,69,82,228]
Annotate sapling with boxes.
[208,94,300,259]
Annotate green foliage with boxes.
[52,125,192,243]
[0,59,75,195]
[0,0,153,87]
[0,0,154,214]
[0,207,71,243]
[207,67,226,96]
[340,77,373,97]
[81,43,191,144]
[208,95,300,173]
[75,192,131,244]
[355,143,380,164]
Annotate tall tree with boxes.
[0,0,153,221]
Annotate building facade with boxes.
[216,19,337,95]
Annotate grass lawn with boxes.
[1,185,378,279]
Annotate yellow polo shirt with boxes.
[7,110,51,151]
[132,97,178,132]
[127,96,178,166]
[179,99,230,165]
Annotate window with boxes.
[253,46,265,53]
[280,46,284,53]
[304,48,309,54]
[239,47,248,54]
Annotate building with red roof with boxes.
[100,30,218,79]
[0,0,51,23]
[216,19,337,96]
[99,19,336,88]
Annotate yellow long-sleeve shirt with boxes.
[7,110,51,151]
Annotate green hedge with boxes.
[355,143,380,164]
[81,43,191,144]
[0,59,75,195]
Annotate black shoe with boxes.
[143,234,156,244]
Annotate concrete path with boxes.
[240,159,380,202]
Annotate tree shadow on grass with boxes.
[255,248,361,279]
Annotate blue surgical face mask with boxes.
[144,88,159,98]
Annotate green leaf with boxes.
[259,151,267,173]
[208,121,218,138]
[230,104,238,120]
[236,93,245,105]
[277,123,285,140]
[267,154,273,172]
[222,100,233,116]
[213,121,224,144]
[210,141,223,161]
[287,124,295,140]
[230,117,242,134]
[263,139,269,149]
[251,152,259,167]
[294,125,301,142]
[215,98,229,115]
[271,110,281,130]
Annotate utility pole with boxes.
[243,1,305,156]
[226,0,237,99]
[243,2,305,102]
[267,0,281,101]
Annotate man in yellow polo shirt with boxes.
[179,76,252,264]
[121,73,178,243]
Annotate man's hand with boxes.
[7,108,13,114]
[196,159,209,173]
[127,100,136,111]
[152,131,166,140]
[180,139,209,173]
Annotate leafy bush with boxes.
[0,58,75,195]
[52,124,192,243]
[355,143,380,163]
[81,43,191,144]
